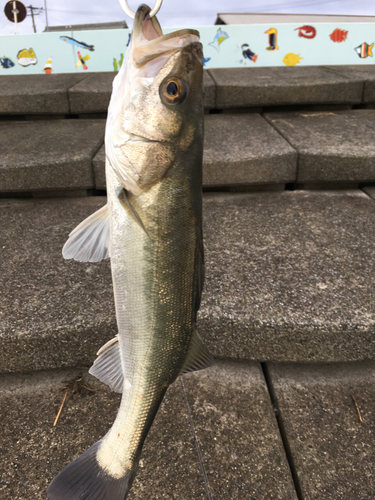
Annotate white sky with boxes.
[1,0,374,35]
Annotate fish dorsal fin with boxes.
[89,335,124,393]
[62,204,110,262]
[179,330,214,376]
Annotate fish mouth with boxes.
[131,4,200,68]
[123,131,168,144]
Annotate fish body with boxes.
[60,35,95,51]
[294,25,316,39]
[329,28,348,43]
[355,42,374,58]
[208,27,229,51]
[0,57,15,69]
[283,52,303,66]
[241,43,257,63]
[48,4,211,500]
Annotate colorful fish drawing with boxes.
[76,51,90,70]
[294,25,316,39]
[43,57,53,74]
[60,36,94,52]
[203,57,211,67]
[113,53,124,71]
[355,42,373,59]
[17,47,37,66]
[329,28,348,43]
[282,53,303,66]
[265,28,279,50]
[0,56,15,69]
[241,44,258,63]
[208,28,229,52]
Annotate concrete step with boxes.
[264,109,375,186]
[267,361,375,499]
[0,120,105,194]
[0,114,296,195]
[1,190,375,373]
[1,66,374,117]
[0,361,297,500]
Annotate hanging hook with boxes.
[119,0,163,19]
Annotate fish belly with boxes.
[97,163,199,478]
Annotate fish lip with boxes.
[125,132,168,144]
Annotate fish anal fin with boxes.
[62,204,110,263]
[89,335,124,393]
[179,330,214,376]
[47,439,136,500]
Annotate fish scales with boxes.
[47,4,212,500]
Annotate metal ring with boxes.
[119,0,163,19]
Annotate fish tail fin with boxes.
[89,45,95,51]
[369,43,374,57]
[252,55,258,63]
[47,440,137,500]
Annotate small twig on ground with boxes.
[54,390,69,427]
[351,394,363,423]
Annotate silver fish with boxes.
[47,4,212,500]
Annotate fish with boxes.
[241,43,257,63]
[17,47,37,66]
[47,4,212,500]
[208,27,229,51]
[355,42,374,59]
[282,52,303,66]
[265,27,279,50]
[0,57,15,69]
[294,25,316,39]
[60,35,95,51]
[203,57,211,66]
[76,51,90,70]
[329,28,348,43]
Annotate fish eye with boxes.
[160,77,187,105]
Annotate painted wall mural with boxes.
[0,22,373,75]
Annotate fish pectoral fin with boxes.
[89,335,124,393]
[62,204,110,262]
[47,439,137,500]
[179,330,214,375]
[119,189,153,243]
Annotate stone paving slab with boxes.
[363,186,375,200]
[267,362,375,500]
[68,70,215,114]
[183,361,297,499]
[203,114,296,187]
[208,66,363,109]
[0,120,105,192]
[200,190,375,362]
[0,74,88,115]
[93,114,297,190]
[0,361,297,499]
[325,65,375,103]
[264,110,375,183]
[1,190,375,372]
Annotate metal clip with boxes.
[119,0,163,19]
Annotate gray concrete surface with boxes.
[264,110,375,183]
[203,114,297,186]
[0,361,297,499]
[0,120,105,192]
[68,72,114,114]
[363,186,375,200]
[268,362,375,499]
[200,190,375,362]
[326,65,375,103]
[1,190,375,372]
[0,74,88,115]
[208,66,363,109]
[92,114,297,190]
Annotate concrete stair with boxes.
[1,66,375,500]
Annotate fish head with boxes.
[106,4,204,194]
